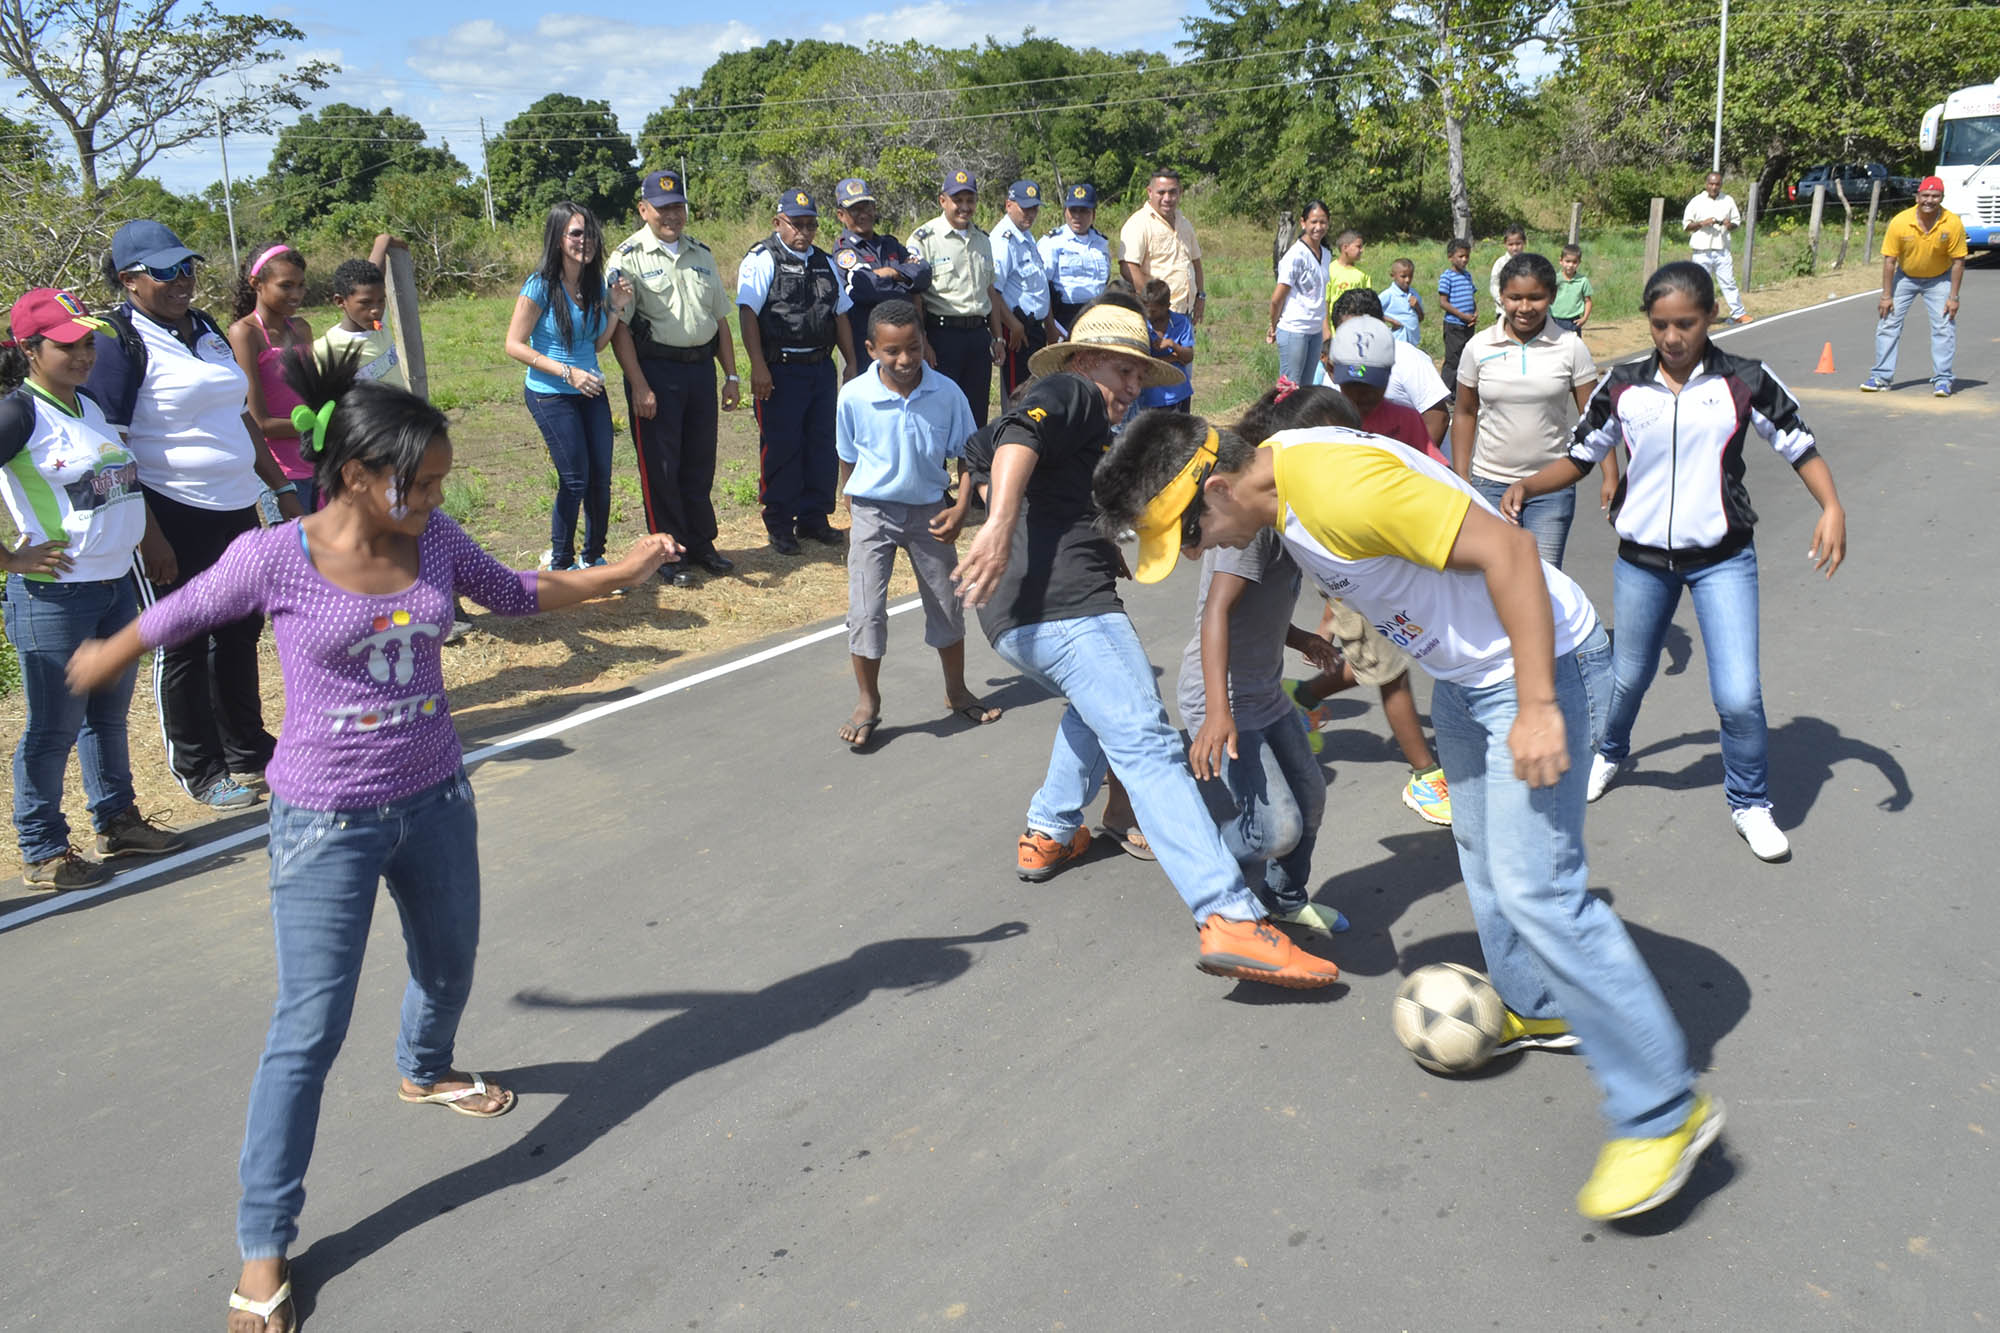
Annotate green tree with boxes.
[263,104,463,233]
[0,0,335,195]
[486,94,634,224]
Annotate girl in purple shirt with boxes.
[67,353,678,1333]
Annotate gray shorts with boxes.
[846,495,965,659]
[1326,598,1412,687]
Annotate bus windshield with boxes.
[1939,114,2000,167]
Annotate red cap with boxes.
[8,288,110,344]
[1919,176,1946,194]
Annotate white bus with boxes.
[1921,81,2000,248]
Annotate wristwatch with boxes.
[725,374,740,382]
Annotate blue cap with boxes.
[778,188,818,218]
[1063,182,1098,209]
[1007,180,1042,208]
[111,219,201,272]
[643,170,687,207]
[835,178,875,207]
[940,168,977,196]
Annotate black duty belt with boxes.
[638,334,717,364]
[771,347,831,365]
[926,314,988,330]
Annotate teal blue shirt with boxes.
[520,273,608,394]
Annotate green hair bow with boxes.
[290,401,335,457]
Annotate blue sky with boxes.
[103,0,1207,193]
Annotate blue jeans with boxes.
[1870,270,1955,385]
[1274,329,1323,389]
[524,388,614,566]
[237,771,481,1259]
[1600,545,1768,810]
[5,574,138,861]
[1431,625,1695,1139]
[1472,474,1576,568]
[1216,709,1326,914]
[993,614,1262,923]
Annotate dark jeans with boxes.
[1441,322,1473,394]
[6,574,140,860]
[627,357,720,556]
[143,487,276,793]
[524,388,614,567]
[929,323,993,427]
[754,358,838,538]
[1552,315,1582,333]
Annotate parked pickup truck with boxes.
[1788,162,1921,204]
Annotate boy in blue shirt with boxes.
[835,299,1002,750]
[1436,238,1477,394]
[1379,257,1424,346]
[1135,278,1194,413]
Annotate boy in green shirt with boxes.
[1551,243,1593,335]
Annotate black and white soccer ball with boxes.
[1392,963,1505,1073]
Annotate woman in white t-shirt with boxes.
[2,288,187,888]
[1266,201,1331,388]
[83,218,302,810]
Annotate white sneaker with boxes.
[1586,753,1625,803]
[1731,805,1790,862]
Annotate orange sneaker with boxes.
[1017,827,1093,882]
[1197,915,1341,988]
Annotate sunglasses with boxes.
[124,258,196,282]
[564,228,594,241]
[1180,462,1215,549]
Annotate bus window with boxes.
[1938,116,2000,167]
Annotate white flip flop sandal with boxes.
[397,1073,515,1118]
[228,1276,293,1330]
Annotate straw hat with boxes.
[1026,303,1184,389]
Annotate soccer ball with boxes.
[1393,963,1505,1073]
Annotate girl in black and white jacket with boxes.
[1502,261,1847,863]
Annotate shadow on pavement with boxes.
[1307,831,1467,979]
[287,921,1029,1315]
[1626,713,1913,822]
[852,674,1050,753]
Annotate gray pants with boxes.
[1693,248,1746,318]
[846,495,965,659]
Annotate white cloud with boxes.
[821,0,1186,54]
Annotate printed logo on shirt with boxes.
[346,608,442,685]
[838,250,859,269]
[1026,407,1047,422]
[1375,611,1440,657]
[56,443,139,511]
[327,693,442,734]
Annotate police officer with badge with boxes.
[1038,182,1112,336]
[605,169,741,585]
[736,188,858,555]
[831,177,931,350]
[991,178,1056,410]
[907,168,1020,427]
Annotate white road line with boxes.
[0,597,925,933]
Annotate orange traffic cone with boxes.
[1814,342,1836,374]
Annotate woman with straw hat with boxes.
[954,294,1342,990]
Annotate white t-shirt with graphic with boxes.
[124,306,263,510]
[1275,240,1331,335]
[0,385,146,583]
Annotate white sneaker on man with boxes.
[1731,805,1790,862]
[1586,753,1625,803]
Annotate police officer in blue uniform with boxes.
[991,178,1056,409]
[1038,182,1113,336]
[736,188,858,555]
[832,177,931,351]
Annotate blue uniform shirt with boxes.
[833,229,933,321]
[990,214,1052,319]
[1038,226,1113,309]
[1135,312,1195,409]
[836,361,977,505]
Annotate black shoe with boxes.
[769,532,802,556]
[691,550,735,575]
[658,565,696,586]
[799,524,844,547]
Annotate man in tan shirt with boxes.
[607,169,742,582]
[907,167,1020,426]
[1119,168,1206,324]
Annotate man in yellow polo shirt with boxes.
[1861,176,1968,397]
[606,169,742,582]
[907,168,1020,427]
[1119,168,1206,324]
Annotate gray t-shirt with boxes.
[1176,528,1301,734]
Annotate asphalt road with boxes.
[4,267,1996,1330]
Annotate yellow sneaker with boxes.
[1402,765,1451,825]
[1494,1008,1579,1054]
[1577,1094,1726,1220]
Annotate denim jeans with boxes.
[1599,545,1769,810]
[525,388,614,566]
[237,770,481,1259]
[1274,329,1323,389]
[993,614,1262,923]
[1870,270,1956,385]
[5,574,139,861]
[1472,474,1576,568]
[1431,625,1695,1139]
[1216,708,1326,915]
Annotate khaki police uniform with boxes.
[909,207,999,426]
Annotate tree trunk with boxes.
[1444,99,1470,241]
[68,128,99,198]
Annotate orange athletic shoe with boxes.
[1196,915,1341,988]
[1017,827,1093,882]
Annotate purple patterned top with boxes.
[137,513,539,809]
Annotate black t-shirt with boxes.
[962,372,1125,642]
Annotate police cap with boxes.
[642,170,687,207]
[778,188,818,218]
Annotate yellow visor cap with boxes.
[1131,428,1218,583]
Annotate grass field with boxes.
[1,208,1877,865]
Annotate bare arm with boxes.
[1450,381,1479,480]
[955,442,1037,607]
[533,534,680,609]
[228,320,288,440]
[1120,261,1145,290]
[715,322,741,411]
[1421,405,1448,447]
[835,311,858,381]
[738,306,772,402]
[1443,506,1566,787]
[1267,281,1291,340]
[1188,571,1249,779]
[1191,258,1207,326]
[1946,256,1965,316]
[1795,454,1847,577]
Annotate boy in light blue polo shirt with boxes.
[835,299,1002,751]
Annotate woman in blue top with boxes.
[504,202,626,570]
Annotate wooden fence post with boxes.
[1741,183,1760,288]
[1568,201,1582,246]
[1863,179,1883,262]
[1644,197,1665,289]
[1807,184,1826,274]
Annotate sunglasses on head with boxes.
[124,257,196,282]
[1180,461,1215,549]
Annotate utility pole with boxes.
[1710,0,1730,172]
[215,106,240,272]
[479,118,497,229]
